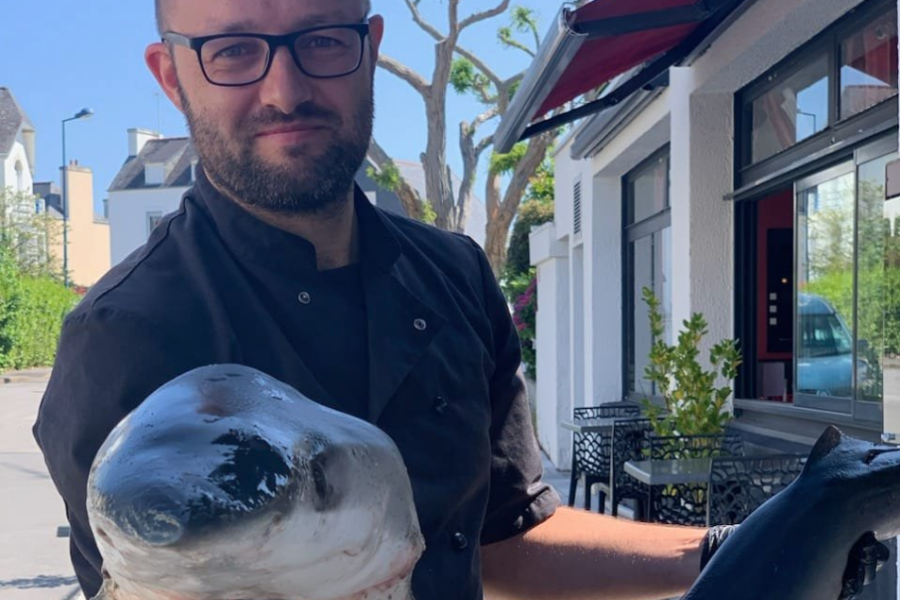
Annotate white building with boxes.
[0,87,36,195]
[108,130,487,266]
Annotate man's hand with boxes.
[840,532,890,600]
[701,526,890,600]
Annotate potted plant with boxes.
[640,287,742,440]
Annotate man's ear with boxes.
[145,42,185,113]
[367,14,384,64]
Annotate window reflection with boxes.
[840,8,899,119]
[796,172,856,398]
[858,151,899,402]
[752,56,830,163]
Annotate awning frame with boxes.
[495,0,753,152]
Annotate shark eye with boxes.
[865,447,900,464]
[312,462,329,499]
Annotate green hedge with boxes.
[0,252,78,371]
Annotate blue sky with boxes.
[0,0,550,213]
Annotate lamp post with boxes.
[61,108,93,288]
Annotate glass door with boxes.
[795,163,856,414]
[794,135,898,422]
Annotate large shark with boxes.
[684,425,900,600]
[86,364,425,600]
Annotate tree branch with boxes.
[455,46,503,89]
[476,106,499,126]
[503,72,525,89]
[500,37,536,58]
[475,134,495,158]
[377,54,430,98]
[460,0,513,32]
[449,0,461,36]
[403,0,444,41]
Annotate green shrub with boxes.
[641,287,742,438]
[502,200,555,301]
[0,250,78,370]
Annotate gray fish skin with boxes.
[684,426,900,600]
[86,364,424,600]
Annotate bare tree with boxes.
[372,2,561,274]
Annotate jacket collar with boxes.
[190,163,400,277]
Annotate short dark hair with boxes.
[155,0,166,36]
[155,0,371,35]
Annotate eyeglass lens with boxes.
[200,28,363,85]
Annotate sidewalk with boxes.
[0,379,81,600]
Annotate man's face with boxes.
[146,0,384,214]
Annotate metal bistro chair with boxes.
[645,433,745,526]
[608,417,654,517]
[707,454,808,526]
[568,402,641,512]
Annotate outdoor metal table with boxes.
[624,458,713,524]
[560,417,624,433]
[624,458,713,486]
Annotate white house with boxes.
[108,130,488,266]
[0,87,36,195]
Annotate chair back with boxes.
[706,454,808,526]
[572,403,641,477]
[609,418,654,510]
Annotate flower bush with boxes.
[513,276,538,376]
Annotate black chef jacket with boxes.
[33,165,560,600]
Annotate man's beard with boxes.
[179,86,373,215]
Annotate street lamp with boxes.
[61,108,93,288]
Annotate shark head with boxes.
[801,425,900,540]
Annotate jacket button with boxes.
[414,318,427,331]
[298,291,311,305]
[433,396,448,414]
[452,532,468,551]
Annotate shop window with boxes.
[624,147,671,398]
[796,169,856,400]
[840,7,899,119]
[751,56,830,164]
[739,0,898,173]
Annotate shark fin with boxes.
[807,425,844,465]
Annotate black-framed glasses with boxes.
[162,23,370,87]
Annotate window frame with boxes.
[622,145,672,400]
[737,0,898,186]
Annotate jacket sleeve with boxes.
[468,240,560,546]
[32,305,198,597]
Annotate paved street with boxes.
[0,380,81,600]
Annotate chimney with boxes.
[128,128,162,157]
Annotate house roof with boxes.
[0,87,34,156]
[108,137,197,191]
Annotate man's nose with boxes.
[258,46,315,113]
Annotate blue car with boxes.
[796,293,869,398]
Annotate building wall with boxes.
[53,166,111,287]
[531,222,570,467]
[535,0,886,472]
[1,142,34,194]
[108,186,188,266]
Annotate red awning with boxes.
[495,0,753,152]
[538,0,703,117]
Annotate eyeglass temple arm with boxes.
[161,32,192,48]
